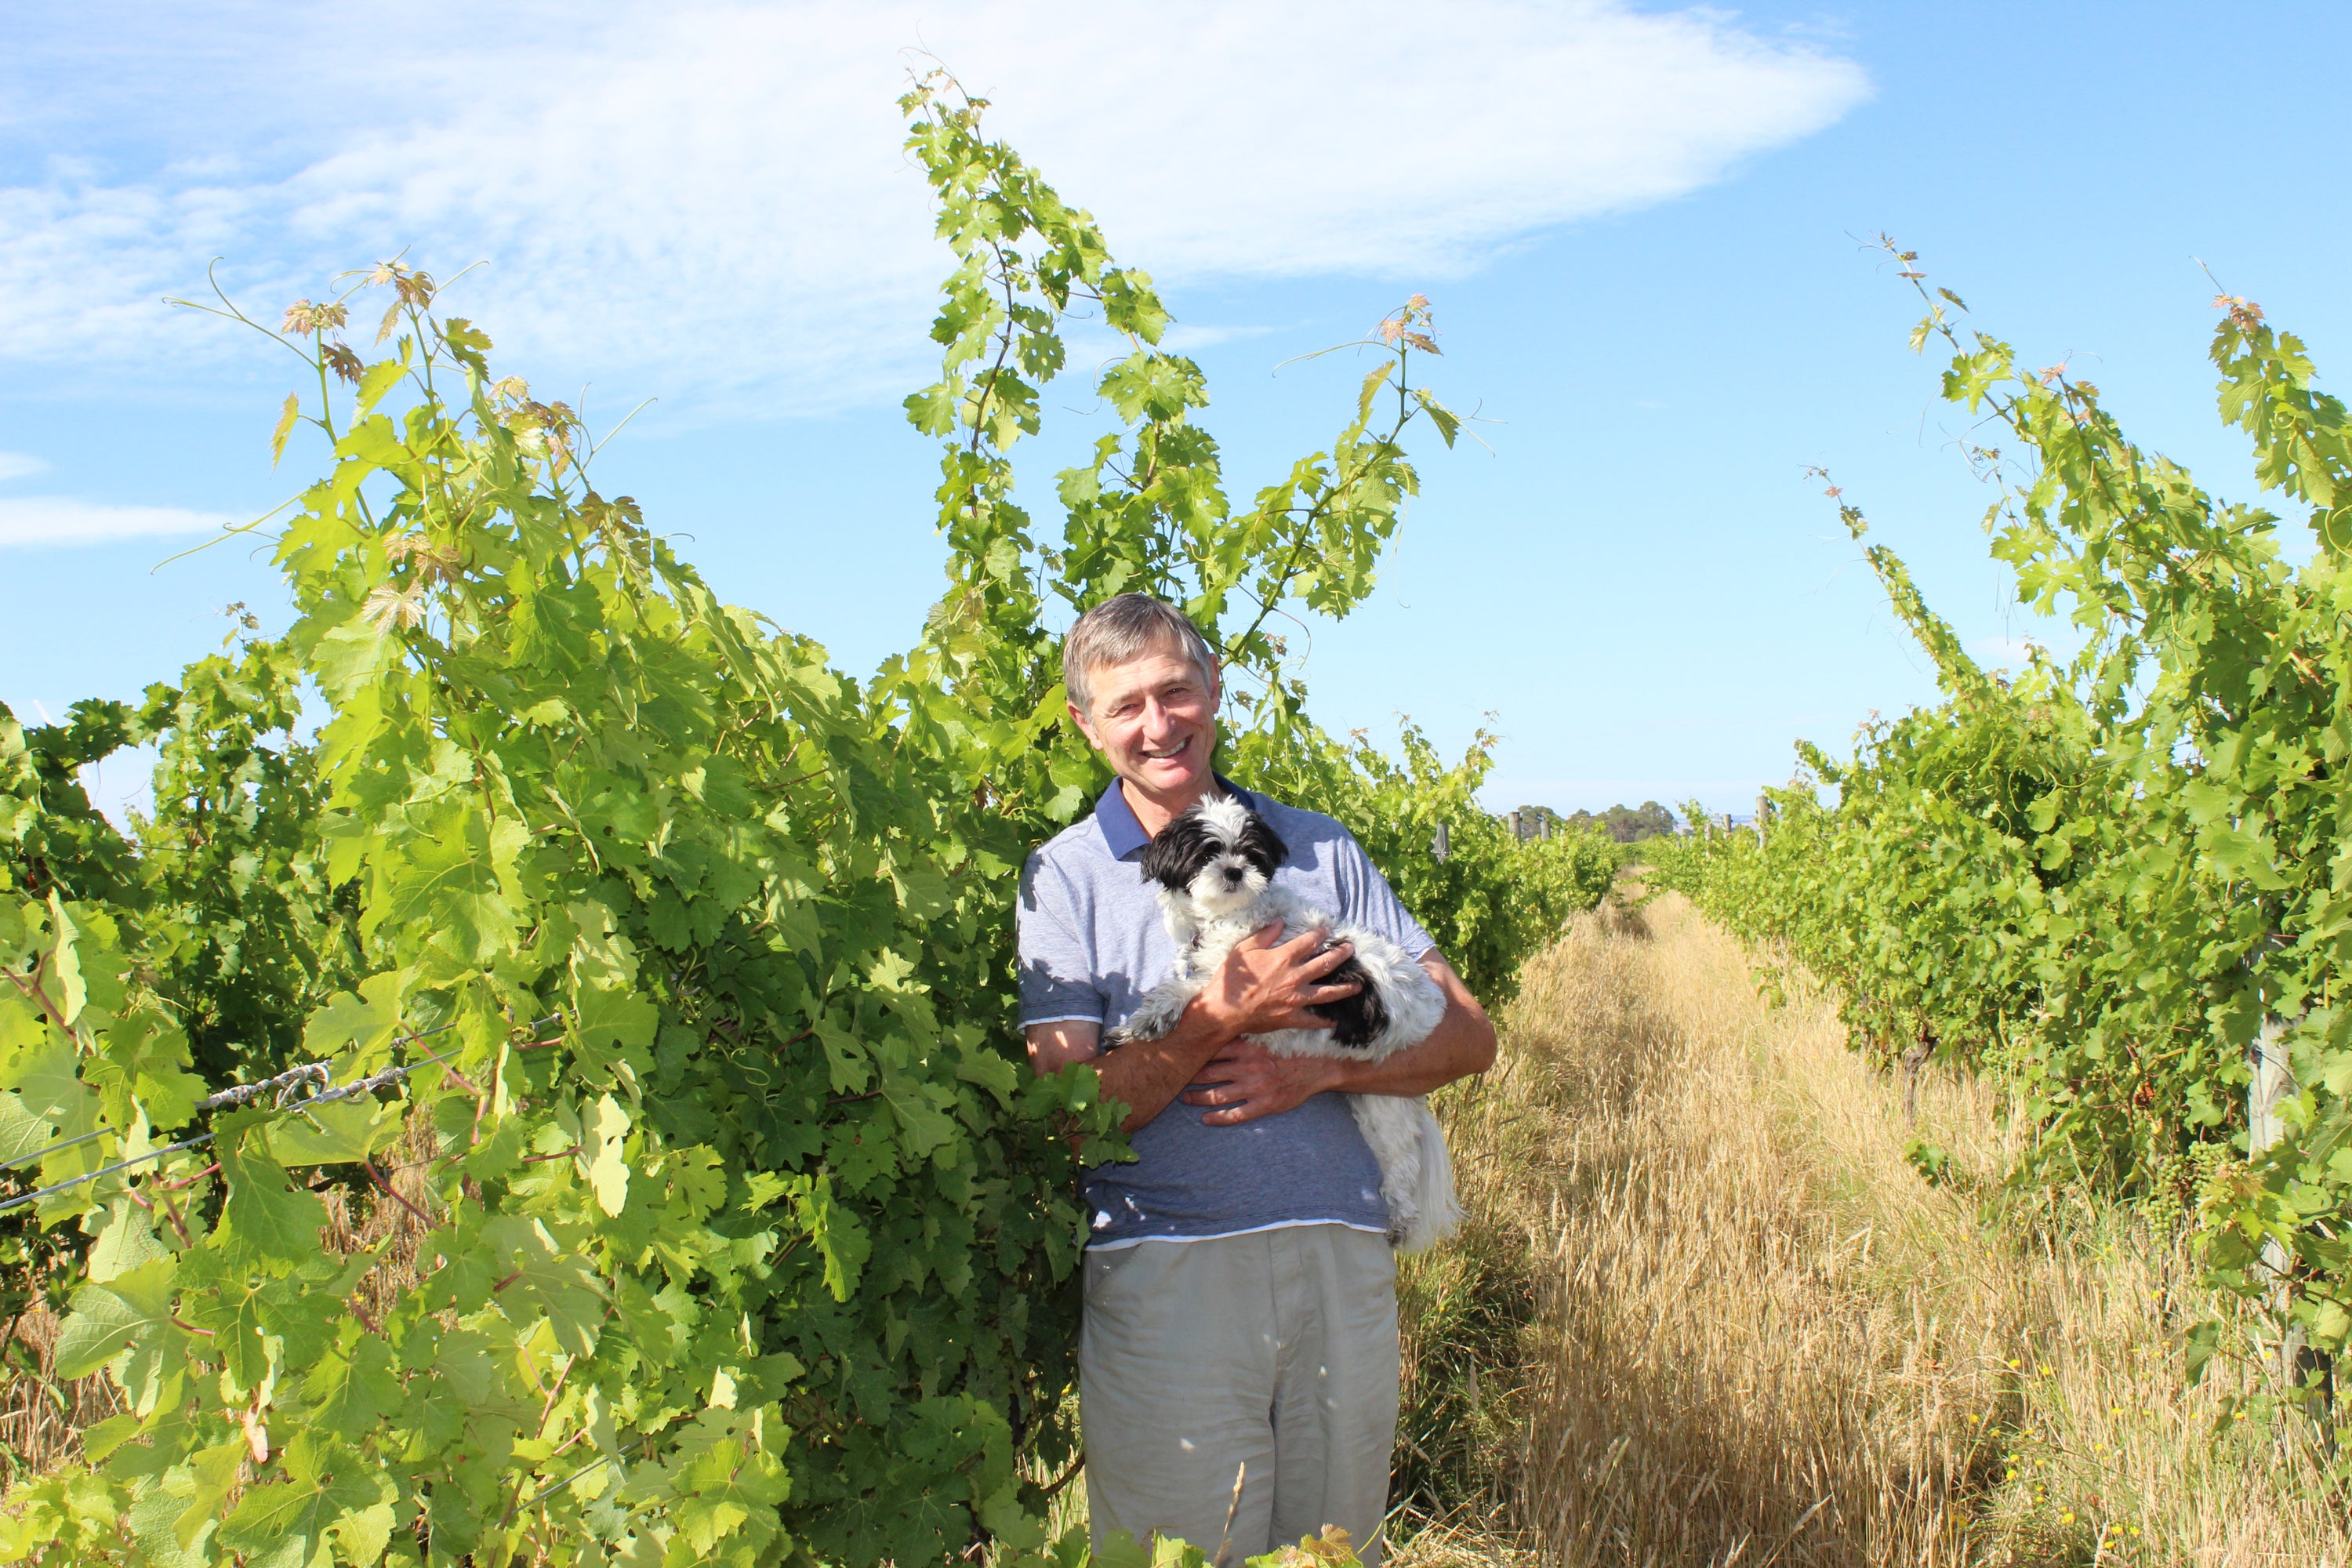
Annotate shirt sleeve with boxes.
[1330,830,1439,960]
[1017,851,1107,1027]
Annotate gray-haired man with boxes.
[1018,594,1496,1565]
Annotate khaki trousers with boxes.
[1080,1225,1399,1567]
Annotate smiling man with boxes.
[1018,593,1496,1566]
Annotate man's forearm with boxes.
[1328,1022,1487,1096]
[1094,996,1240,1133]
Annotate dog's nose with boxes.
[1223,866,1243,883]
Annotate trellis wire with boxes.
[0,1015,557,1216]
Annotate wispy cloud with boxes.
[0,453,49,482]
[3,2,1868,414]
[0,497,241,549]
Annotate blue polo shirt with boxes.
[1017,779,1437,1249]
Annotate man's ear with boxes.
[1067,699,1102,751]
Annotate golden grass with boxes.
[0,1299,122,1488]
[1394,890,2350,1567]
[0,1119,441,1489]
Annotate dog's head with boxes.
[1138,795,1288,917]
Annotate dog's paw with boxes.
[1105,1013,1171,1047]
[1115,992,1192,1044]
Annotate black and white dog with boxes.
[1106,795,1463,1254]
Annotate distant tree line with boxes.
[1509,800,1679,844]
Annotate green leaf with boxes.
[219,1122,329,1271]
[305,1331,403,1438]
[480,1214,605,1355]
[217,1431,395,1566]
[270,392,301,468]
[0,1089,52,1166]
[793,1172,870,1302]
[47,893,87,1024]
[353,357,408,419]
[265,1096,402,1166]
[1412,388,1461,448]
[2201,822,2291,891]
[1094,1530,1152,1568]
[586,1092,631,1216]
[129,1477,216,1568]
[370,800,527,963]
[86,1198,171,1283]
[301,970,410,1062]
[575,986,659,1054]
[954,1044,1021,1106]
[53,1256,179,1408]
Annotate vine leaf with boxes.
[270,392,299,467]
[586,1092,631,1216]
[216,1431,396,1566]
[52,1256,179,1385]
[218,1121,330,1271]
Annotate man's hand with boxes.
[1181,1040,1345,1125]
[1178,952,1497,1125]
[1192,921,1362,1040]
[1024,922,1359,1135]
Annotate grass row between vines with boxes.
[1388,888,2347,1566]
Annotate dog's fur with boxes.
[1105,795,1464,1254]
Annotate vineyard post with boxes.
[1432,820,1450,862]
[2252,1015,2334,1425]
[1756,791,1769,851]
[1507,810,1523,842]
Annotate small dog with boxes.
[1106,795,1463,1254]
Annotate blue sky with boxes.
[7,1,2350,820]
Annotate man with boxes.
[1018,593,1497,1566]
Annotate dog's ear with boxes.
[1234,806,1290,873]
[1139,809,1209,889]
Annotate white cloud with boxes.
[2,2,1867,413]
[0,454,48,482]
[0,497,243,549]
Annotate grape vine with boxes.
[1653,241,2352,1421]
[0,75,1605,1566]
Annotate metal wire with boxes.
[0,1026,449,1178]
[0,1133,220,1216]
[0,1123,112,1175]
[0,1014,560,1215]
[499,1450,622,1526]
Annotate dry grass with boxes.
[0,1116,442,1489]
[0,1299,122,1487]
[1394,889,2351,1568]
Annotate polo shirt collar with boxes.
[1094,775,1257,861]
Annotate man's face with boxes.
[1070,644,1220,802]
